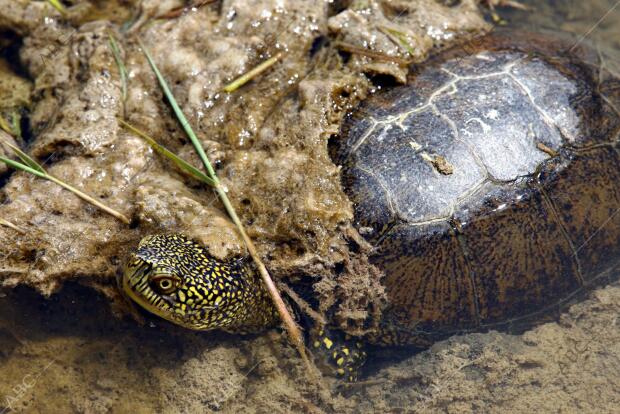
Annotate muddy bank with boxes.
[0,0,618,413]
[0,0,488,336]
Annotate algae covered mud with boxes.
[0,1,619,413]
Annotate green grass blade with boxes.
[0,156,46,178]
[46,0,67,14]
[1,139,46,174]
[0,116,11,134]
[108,34,128,102]
[10,111,22,139]
[118,119,215,187]
[138,40,219,182]
[378,26,415,56]
[0,157,129,224]
[139,39,310,369]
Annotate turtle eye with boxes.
[150,275,180,295]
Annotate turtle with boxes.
[121,30,620,378]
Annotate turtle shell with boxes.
[337,31,620,346]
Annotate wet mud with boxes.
[0,0,618,412]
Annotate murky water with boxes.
[0,1,619,413]
[507,0,619,50]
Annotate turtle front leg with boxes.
[310,326,367,382]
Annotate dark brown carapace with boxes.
[338,30,620,346]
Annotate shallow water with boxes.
[0,1,619,413]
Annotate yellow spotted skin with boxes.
[122,234,278,333]
[123,234,367,380]
[312,328,367,382]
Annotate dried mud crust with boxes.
[0,0,487,334]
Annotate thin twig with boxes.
[223,53,283,93]
[0,156,130,224]
[108,34,128,103]
[0,268,28,275]
[139,40,312,372]
[45,174,130,224]
[0,218,25,234]
[332,40,412,65]
[1,130,129,223]
[278,283,326,326]
[568,0,620,53]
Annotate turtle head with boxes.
[122,234,238,330]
